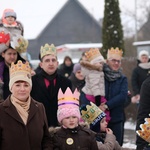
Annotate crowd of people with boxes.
[0,8,150,150]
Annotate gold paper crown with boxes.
[10,60,31,79]
[85,48,102,62]
[136,116,150,143]
[40,43,57,59]
[80,102,106,126]
[107,47,123,59]
[10,35,28,53]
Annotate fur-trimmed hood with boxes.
[80,60,103,71]
[49,122,90,137]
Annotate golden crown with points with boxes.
[9,60,31,79]
[107,47,123,59]
[11,35,28,53]
[80,102,106,126]
[40,43,57,59]
[85,48,102,62]
[136,116,150,143]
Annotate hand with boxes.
[131,94,140,103]
[99,102,106,111]
[106,128,113,134]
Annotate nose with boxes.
[20,85,25,90]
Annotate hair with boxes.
[41,54,58,62]
[63,56,73,64]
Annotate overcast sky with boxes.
[0,0,147,39]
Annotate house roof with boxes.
[30,0,101,40]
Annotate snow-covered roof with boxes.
[133,41,150,46]
[56,43,102,51]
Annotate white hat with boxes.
[138,50,149,60]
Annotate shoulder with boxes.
[57,74,71,83]
[31,98,44,107]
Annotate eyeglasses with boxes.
[109,59,121,64]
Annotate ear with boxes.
[39,62,43,68]
[1,52,5,58]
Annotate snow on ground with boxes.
[122,121,136,149]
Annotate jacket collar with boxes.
[3,96,38,125]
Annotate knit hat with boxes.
[73,63,81,74]
[3,9,17,19]
[9,60,32,90]
[107,47,123,60]
[85,48,105,63]
[136,117,150,144]
[57,87,81,123]
[80,102,106,131]
[138,50,149,60]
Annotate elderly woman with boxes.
[0,60,52,150]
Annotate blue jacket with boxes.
[105,75,128,123]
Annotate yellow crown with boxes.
[136,116,150,143]
[107,47,123,59]
[9,60,31,79]
[85,48,102,62]
[11,35,28,53]
[40,43,57,59]
[80,102,106,126]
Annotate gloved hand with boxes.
[95,95,101,106]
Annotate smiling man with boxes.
[31,43,72,127]
[101,47,128,146]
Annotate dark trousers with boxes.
[108,121,124,146]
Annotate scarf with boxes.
[41,69,57,81]
[41,69,57,97]
[11,95,31,125]
[103,64,122,82]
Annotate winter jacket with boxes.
[96,133,130,150]
[105,75,128,123]
[0,19,24,53]
[58,63,74,78]
[131,63,150,96]
[31,72,72,127]
[49,125,98,150]
[81,60,105,96]
[136,76,150,150]
[0,96,52,150]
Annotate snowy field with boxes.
[122,121,136,149]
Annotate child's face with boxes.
[62,116,79,129]
[100,117,108,132]
[5,16,15,25]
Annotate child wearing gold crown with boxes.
[80,48,110,122]
[49,87,98,150]
[80,102,130,150]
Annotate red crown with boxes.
[0,31,10,44]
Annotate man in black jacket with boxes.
[31,43,72,127]
[136,76,150,150]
